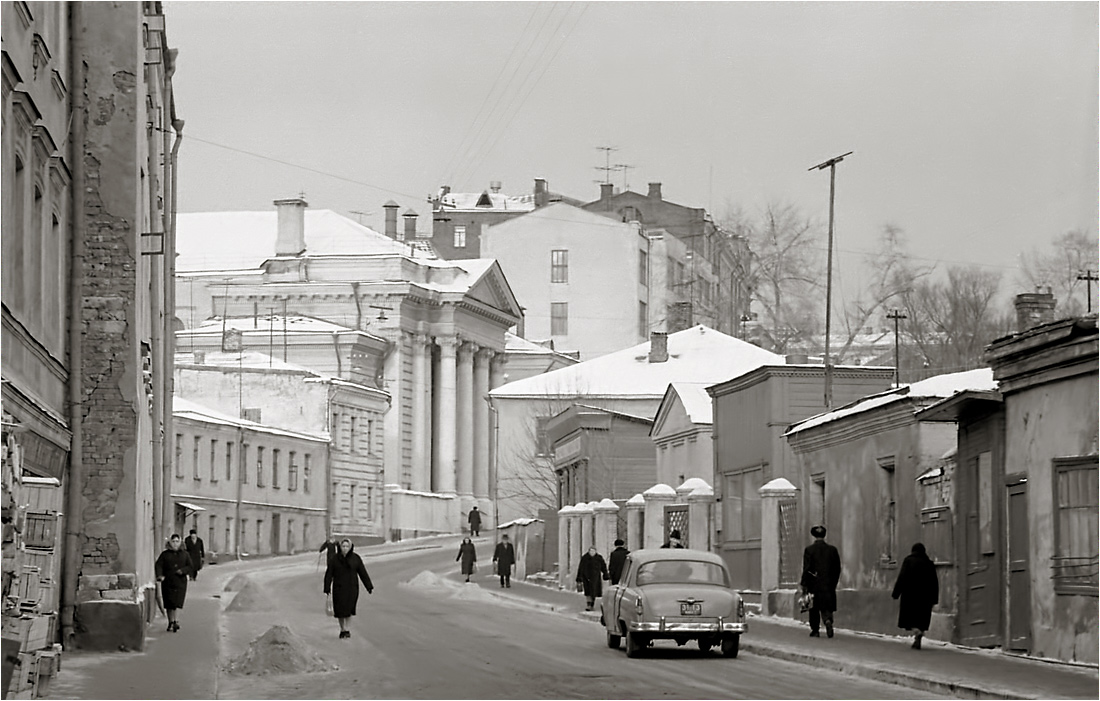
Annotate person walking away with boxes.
[661,529,685,548]
[456,536,477,583]
[184,529,205,581]
[155,534,194,632]
[468,506,482,537]
[492,534,515,588]
[324,539,374,639]
[576,546,609,611]
[800,525,841,638]
[608,539,630,585]
[319,531,339,567]
[892,542,939,649]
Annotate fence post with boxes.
[759,477,799,616]
[625,494,644,550]
[593,499,619,555]
[642,484,677,549]
[557,504,574,589]
[686,482,714,551]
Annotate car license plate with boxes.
[680,602,702,616]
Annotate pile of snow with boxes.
[225,580,276,613]
[223,573,252,592]
[402,570,458,589]
[226,625,330,676]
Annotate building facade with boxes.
[2,1,182,652]
[650,382,715,489]
[172,398,328,559]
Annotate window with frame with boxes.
[256,520,263,553]
[192,436,201,480]
[639,249,648,286]
[225,517,233,555]
[239,519,248,553]
[303,454,311,493]
[272,449,281,488]
[1053,456,1099,593]
[879,457,897,565]
[550,249,568,283]
[175,433,183,478]
[241,444,249,484]
[723,467,763,542]
[288,451,298,491]
[453,225,466,248]
[332,413,339,442]
[638,301,648,338]
[209,515,217,552]
[551,302,568,336]
[349,483,356,519]
[209,439,218,482]
[256,446,265,487]
[225,441,233,482]
[350,415,357,453]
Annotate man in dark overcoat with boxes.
[155,534,194,632]
[184,529,205,580]
[800,525,841,638]
[576,547,609,611]
[891,542,939,649]
[608,539,630,585]
[324,539,374,639]
[468,506,482,537]
[492,533,515,588]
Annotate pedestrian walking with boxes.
[456,536,477,582]
[800,525,841,638]
[608,539,629,585]
[661,529,685,548]
[184,529,205,581]
[576,546,609,611]
[492,533,515,588]
[468,506,482,537]
[319,531,339,567]
[155,533,194,632]
[891,542,939,650]
[323,539,374,639]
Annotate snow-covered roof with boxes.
[174,349,322,375]
[173,396,329,442]
[786,368,996,436]
[490,325,784,400]
[437,191,536,212]
[668,382,714,425]
[176,209,411,272]
[178,315,371,337]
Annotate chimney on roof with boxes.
[534,178,548,207]
[1014,287,1057,332]
[648,331,669,363]
[600,182,614,206]
[274,197,308,256]
[402,208,418,241]
[647,182,662,201]
[490,181,502,193]
[383,200,400,239]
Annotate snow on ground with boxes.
[401,570,537,608]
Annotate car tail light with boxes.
[634,596,644,616]
[738,598,745,619]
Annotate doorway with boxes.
[1006,476,1031,653]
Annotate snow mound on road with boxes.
[226,580,276,612]
[403,570,460,589]
[401,570,518,605]
[226,625,330,676]
[224,573,252,592]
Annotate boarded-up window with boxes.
[1053,456,1099,593]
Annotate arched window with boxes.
[619,206,643,223]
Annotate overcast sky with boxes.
[165,1,1097,297]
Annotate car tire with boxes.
[721,634,740,658]
[626,630,645,658]
[698,638,713,654]
[607,630,621,649]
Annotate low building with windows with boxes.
[172,398,328,559]
[650,382,715,489]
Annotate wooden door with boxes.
[957,415,1003,647]
[1006,477,1031,652]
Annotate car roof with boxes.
[628,548,728,566]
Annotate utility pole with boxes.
[887,308,907,387]
[809,151,853,409]
[1077,270,1097,313]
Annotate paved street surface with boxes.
[44,536,1098,700]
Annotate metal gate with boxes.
[778,498,799,586]
[664,504,689,547]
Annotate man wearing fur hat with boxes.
[800,525,841,638]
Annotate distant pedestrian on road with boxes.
[155,533,194,633]
[456,536,477,582]
[576,546,609,611]
[801,525,841,638]
[891,542,939,650]
[468,506,482,537]
[184,529,205,581]
[319,532,339,567]
[324,539,374,639]
[608,539,630,585]
[661,529,685,548]
[492,534,515,588]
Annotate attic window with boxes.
[476,191,493,208]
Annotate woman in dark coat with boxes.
[324,539,374,639]
[891,542,939,649]
[576,547,609,611]
[155,533,194,632]
[456,537,477,582]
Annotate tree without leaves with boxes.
[1017,228,1098,317]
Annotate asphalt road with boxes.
[217,543,942,700]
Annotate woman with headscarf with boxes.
[891,542,939,649]
[456,536,477,582]
[155,533,194,632]
[324,539,374,639]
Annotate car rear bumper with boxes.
[628,619,747,634]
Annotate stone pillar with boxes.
[410,333,429,491]
[581,501,599,553]
[687,482,715,551]
[383,339,403,489]
[558,504,574,589]
[434,336,458,495]
[456,342,475,502]
[759,477,799,617]
[594,498,620,554]
[569,502,589,585]
[643,483,677,549]
[473,349,492,500]
[625,494,645,551]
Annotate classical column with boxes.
[434,336,458,495]
[410,333,429,492]
[456,342,475,499]
[473,349,492,501]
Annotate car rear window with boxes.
[635,560,729,587]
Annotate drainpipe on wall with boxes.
[61,2,86,647]
[162,120,182,538]
[331,331,343,377]
[351,281,362,331]
[149,89,164,550]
